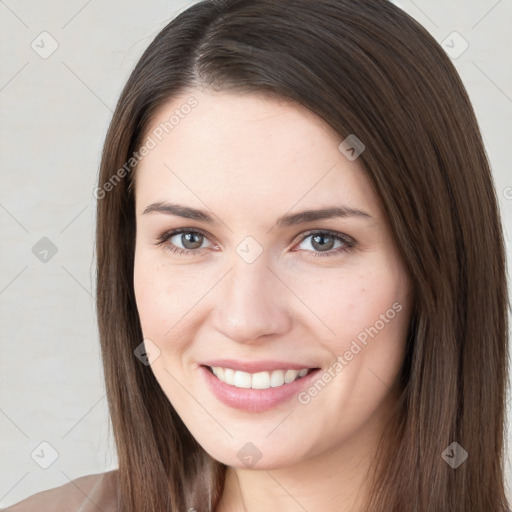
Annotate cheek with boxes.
[134,243,410,367]
[133,251,178,341]
[291,264,406,346]
[292,268,409,438]
[133,252,214,356]
[292,259,410,404]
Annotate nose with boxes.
[211,254,292,345]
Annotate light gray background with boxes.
[0,0,511,507]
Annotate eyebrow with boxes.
[142,202,372,227]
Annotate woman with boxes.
[6,0,510,511]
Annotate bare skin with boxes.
[133,89,412,512]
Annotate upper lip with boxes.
[201,359,320,373]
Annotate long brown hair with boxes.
[95,1,510,510]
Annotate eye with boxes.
[155,228,214,256]
[155,228,355,257]
[293,230,355,258]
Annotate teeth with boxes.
[233,371,252,388]
[252,371,270,389]
[284,369,299,383]
[210,366,312,389]
[270,370,284,387]
[224,368,235,385]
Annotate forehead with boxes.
[134,89,381,223]
[144,88,341,159]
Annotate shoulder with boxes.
[2,469,119,512]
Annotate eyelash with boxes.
[155,228,356,258]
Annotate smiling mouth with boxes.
[206,365,319,390]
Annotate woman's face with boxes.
[133,89,412,469]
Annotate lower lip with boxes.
[199,365,321,412]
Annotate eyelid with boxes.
[155,227,356,256]
[155,227,217,251]
[296,229,354,246]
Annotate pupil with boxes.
[182,232,202,249]
[179,233,335,251]
[312,234,334,251]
